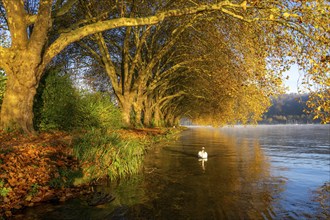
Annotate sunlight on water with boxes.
[16,125,329,219]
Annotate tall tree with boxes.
[1,0,257,132]
[75,0,205,127]
[0,0,328,132]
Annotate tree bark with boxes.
[118,95,134,127]
[0,69,38,133]
[142,99,153,127]
[133,101,143,126]
[0,0,51,133]
[121,103,131,126]
[153,105,163,127]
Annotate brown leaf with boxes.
[5,211,12,217]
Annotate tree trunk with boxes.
[164,113,174,127]
[0,69,38,133]
[153,106,163,127]
[143,107,153,127]
[134,104,142,126]
[118,94,136,127]
[121,101,132,127]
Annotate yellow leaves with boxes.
[270,8,279,13]
[283,12,300,19]
[241,1,247,11]
[325,78,330,87]
[270,14,274,20]
[306,89,330,124]
[283,12,290,18]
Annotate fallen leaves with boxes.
[0,131,90,217]
[0,128,160,217]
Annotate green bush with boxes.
[34,70,122,131]
[77,92,123,130]
[34,70,80,131]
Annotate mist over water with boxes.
[17,125,330,219]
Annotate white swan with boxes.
[198,147,208,159]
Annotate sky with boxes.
[283,64,304,94]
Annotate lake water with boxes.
[16,125,330,219]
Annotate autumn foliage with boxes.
[0,131,89,217]
[0,127,171,217]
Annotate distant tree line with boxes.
[261,94,320,124]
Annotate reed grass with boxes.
[72,129,145,185]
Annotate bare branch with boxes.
[77,41,102,64]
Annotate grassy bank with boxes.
[0,127,180,218]
[0,72,184,218]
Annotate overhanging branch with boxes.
[42,1,249,67]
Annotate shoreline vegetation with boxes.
[0,127,182,218]
[0,69,186,218]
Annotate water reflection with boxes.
[15,125,330,219]
[133,127,287,219]
[198,158,207,172]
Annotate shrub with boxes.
[34,71,122,131]
[77,92,123,130]
[34,70,80,131]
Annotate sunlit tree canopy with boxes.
[0,0,328,133]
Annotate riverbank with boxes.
[0,127,181,218]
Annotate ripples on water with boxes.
[217,125,330,219]
[16,125,329,219]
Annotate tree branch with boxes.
[94,32,120,92]
[2,0,28,48]
[42,1,247,66]
[29,0,52,53]
[54,0,79,17]
[128,26,152,79]
[77,41,102,64]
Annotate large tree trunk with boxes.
[0,1,51,133]
[142,97,154,127]
[143,107,153,127]
[153,106,163,127]
[133,104,143,126]
[121,101,132,127]
[118,94,135,127]
[0,68,39,133]
[133,95,145,127]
